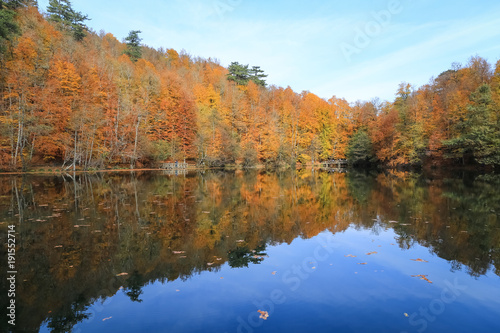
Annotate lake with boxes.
[0,169,499,333]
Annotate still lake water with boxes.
[0,169,499,333]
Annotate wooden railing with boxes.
[160,162,189,170]
[321,159,349,168]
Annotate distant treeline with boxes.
[1,1,499,170]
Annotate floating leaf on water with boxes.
[257,310,269,320]
[271,271,277,275]
[54,245,63,248]
[366,251,377,255]
[411,258,428,262]
[172,251,186,254]
[358,262,367,265]
[116,272,128,276]
[344,254,356,257]
[411,274,432,283]
[404,313,409,317]
[102,317,112,321]
[236,240,245,243]
[207,262,214,266]
[389,220,398,223]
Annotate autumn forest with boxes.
[1,1,500,171]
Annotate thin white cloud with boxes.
[312,12,500,101]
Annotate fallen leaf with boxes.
[358,262,367,265]
[344,254,356,258]
[271,271,277,275]
[116,272,128,276]
[172,251,186,254]
[366,251,377,255]
[257,310,269,320]
[102,317,112,321]
[54,245,63,248]
[411,274,432,283]
[389,220,398,223]
[411,258,429,263]
[404,313,409,317]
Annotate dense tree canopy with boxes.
[0,4,499,171]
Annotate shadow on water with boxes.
[0,169,498,332]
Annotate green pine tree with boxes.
[47,0,89,41]
[249,65,267,86]
[123,30,142,62]
[227,62,249,85]
[227,62,267,87]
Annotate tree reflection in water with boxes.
[0,169,498,332]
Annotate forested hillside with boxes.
[1,1,499,171]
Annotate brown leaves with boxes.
[411,275,432,283]
[116,272,128,276]
[411,258,428,262]
[357,262,367,265]
[257,310,269,320]
[344,254,356,257]
[366,251,377,255]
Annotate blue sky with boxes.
[38,0,500,103]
